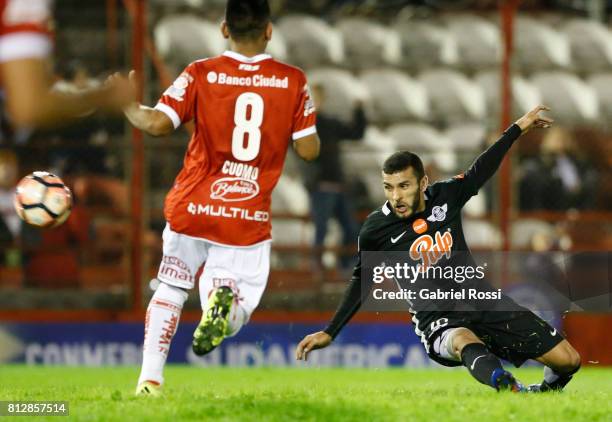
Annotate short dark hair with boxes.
[225,0,270,41]
[382,151,425,180]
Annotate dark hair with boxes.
[225,0,270,41]
[382,151,425,180]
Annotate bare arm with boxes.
[123,103,174,137]
[106,70,174,137]
[2,58,129,128]
[293,133,320,161]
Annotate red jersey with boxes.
[0,0,52,64]
[155,51,317,246]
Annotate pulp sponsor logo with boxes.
[412,218,428,234]
[206,71,289,89]
[409,230,453,269]
[159,256,193,283]
[186,203,269,222]
[211,178,260,202]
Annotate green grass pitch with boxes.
[1,366,611,421]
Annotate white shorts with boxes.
[157,224,271,315]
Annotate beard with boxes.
[394,190,422,219]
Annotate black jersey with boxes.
[324,124,524,339]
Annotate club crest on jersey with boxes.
[409,230,453,269]
[427,204,448,222]
[210,177,260,202]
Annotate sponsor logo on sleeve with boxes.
[163,72,194,102]
[303,84,316,117]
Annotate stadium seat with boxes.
[419,69,486,125]
[340,129,393,204]
[563,19,612,73]
[588,73,612,122]
[338,126,394,181]
[515,16,571,72]
[154,15,226,65]
[359,69,429,124]
[386,123,457,172]
[359,125,397,153]
[444,123,486,152]
[276,15,344,68]
[510,219,554,249]
[446,15,501,71]
[530,71,599,125]
[463,194,487,218]
[307,68,369,122]
[463,220,502,250]
[266,27,288,62]
[386,123,451,152]
[393,20,458,70]
[474,71,543,120]
[336,18,402,68]
[271,175,310,216]
[271,220,313,247]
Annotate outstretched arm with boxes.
[123,103,174,137]
[107,70,174,137]
[464,105,553,192]
[2,58,132,128]
[296,257,364,361]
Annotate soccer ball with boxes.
[13,171,72,228]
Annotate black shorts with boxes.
[412,309,565,368]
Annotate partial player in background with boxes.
[110,0,320,396]
[0,0,130,131]
[296,106,581,393]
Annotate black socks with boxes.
[540,364,580,391]
[461,342,504,388]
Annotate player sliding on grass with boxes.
[111,0,320,396]
[296,106,581,393]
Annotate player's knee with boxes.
[566,346,581,373]
[556,343,581,374]
[451,327,482,355]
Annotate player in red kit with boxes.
[114,0,320,396]
[0,0,130,131]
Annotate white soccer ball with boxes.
[13,171,72,228]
